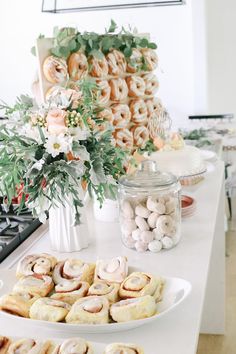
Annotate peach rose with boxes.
[153,136,165,150]
[46,108,67,135]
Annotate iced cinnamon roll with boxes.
[0,336,11,353]
[104,343,144,354]
[126,48,143,73]
[53,259,95,285]
[89,55,108,78]
[68,52,88,81]
[106,49,127,76]
[109,78,128,102]
[131,126,149,149]
[43,56,68,84]
[29,298,71,322]
[88,282,120,303]
[7,338,54,354]
[13,275,54,297]
[51,280,89,305]
[0,292,40,318]
[94,256,128,284]
[126,76,146,98]
[52,338,93,354]
[16,253,57,278]
[140,48,158,71]
[96,80,111,106]
[111,104,131,130]
[66,296,109,324]
[142,73,159,96]
[130,99,148,125]
[110,295,156,322]
[97,107,114,124]
[113,129,134,151]
[145,97,163,117]
[119,272,159,299]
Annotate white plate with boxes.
[0,269,191,334]
[200,149,217,162]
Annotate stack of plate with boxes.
[181,195,196,218]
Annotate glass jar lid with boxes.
[119,160,178,189]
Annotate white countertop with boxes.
[0,161,225,354]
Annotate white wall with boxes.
[0,0,195,128]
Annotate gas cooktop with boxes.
[0,204,41,263]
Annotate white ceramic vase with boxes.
[93,197,119,223]
[49,195,89,253]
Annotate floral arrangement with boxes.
[0,80,127,224]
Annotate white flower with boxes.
[45,134,70,157]
[68,127,90,140]
[31,159,45,171]
[38,212,47,223]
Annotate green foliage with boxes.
[138,140,157,155]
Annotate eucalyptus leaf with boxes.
[108,19,117,33]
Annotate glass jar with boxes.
[118,160,181,252]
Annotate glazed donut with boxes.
[127,48,143,73]
[29,297,71,322]
[109,78,128,101]
[96,80,111,106]
[0,292,40,318]
[156,215,175,234]
[0,336,11,354]
[51,281,90,305]
[106,49,127,76]
[131,125,149,148]
[129,99,148,125]
[111,104,131,129]
[89,55,108,78]
[8,339,54,354]
[142,73,159,96]
[16,253,57,278]
[94,256,128,284]
[110,295,156,322]
[53,259,95,285]
[13,275,54,297]
[68,52,88,81]
[104,343,144,354]
[126,76,146,98]
[140,48,158,71]
[145,97,163,117]
[52,338,93,354]
[97,107,114,124]
[113,129,134,151]
[88,282,120,303]
[43,56,68,84]
[65,296,109,324]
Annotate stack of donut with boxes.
[42,44,163,151]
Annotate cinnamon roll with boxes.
[0,292,40,318]
[53,259,95,285]
[109,78,128,102]
[110,295,156,322]
[88,282,120,303]
[106,50,127,76]
[68,52,88,81]
[142,73,159,96]
[51,281,89,305]
[129,99,148,125]
[52,338,93,354]
[111,104,131,130]
[43,56,68,84]
[13,274,54,297]
[29,298,71,322]
[131,126,149,149]
[126,48,143,73]
[94,256,128,284]
[104,343,144,354]
[140,48,158,71]
[89,55,108,78]
[16,253,57,278]
[66,296,109,324]
[0,336,11,353]
[119,272,159,299]
[7,338,54,354]
[96,80,111,106]
[113,129,133,151]
[126,76,145,98]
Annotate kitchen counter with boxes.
[0,161,225,354]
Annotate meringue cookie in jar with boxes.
[118,160,181,252]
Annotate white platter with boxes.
[200,149,217,162]
[0,269,191,334]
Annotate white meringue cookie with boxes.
[132,228,141,241]
[122,200,134,219]
[161,236,174,249]
[135,204,151,218]
[148,240,162,252]
[121,219,137,234]
[135,216,150,231]
[165,199,176,214]
[156,215,174,234]
[153,227,164,240]
[147,212,159,229]
[146,196,158,212]
[140,230,154,243]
